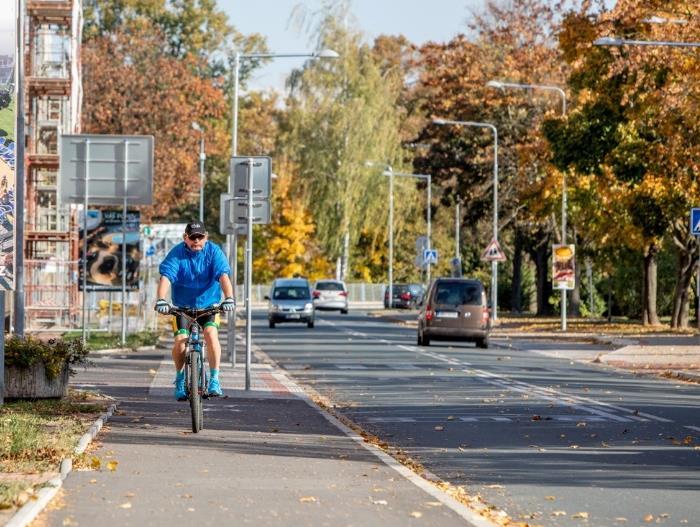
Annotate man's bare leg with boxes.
[172,334,188,371]
[203,326,221,370]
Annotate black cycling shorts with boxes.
[172,309,220,337]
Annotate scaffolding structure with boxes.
[23,0,82,331]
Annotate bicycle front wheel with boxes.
[189,352,203,433]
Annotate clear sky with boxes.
[0,0,16,56]
[220,0,617,93]
[220,0,504,92]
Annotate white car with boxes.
[312,280,349,314]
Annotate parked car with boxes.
[383,283,425,309]
[312,280,349,314]
[265,278,315,329]
[417,278,490,348]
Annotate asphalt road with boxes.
[257,310,700,527]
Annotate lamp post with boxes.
[594,36,700,48]
[191,122,205,223]
[229,48,339,382]
[486,80,569,330]
[391,172,432,284]
[366,161,394,308]
[433,118,499,321]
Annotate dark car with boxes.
[383,283,425,309]
[417,278,490,348]
[265,278,315,329]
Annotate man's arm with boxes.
[219,274,234,299]
[157,276,172,300]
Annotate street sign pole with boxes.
[230,236,237,367]
[81,139,90,345]
[245,158,253,391]
[121,142,130,346]
[697,235,700,331]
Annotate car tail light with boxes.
[482,307,489,324]
[400,292,411,300]
[339,291,348,297]
[426,306,434,321]
[312,290,321,299]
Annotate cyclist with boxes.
[154,222,235,400]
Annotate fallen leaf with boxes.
[89,479,97,484]
[148,369,157,375]
[572,512,589,519]
[425,501,442,507]
[434,426,444,431]
[299,496,317,503]
[90,456,101,470]
[644,514,654,523]
[107,460,119,472]
[545,496,556,501]
[576,422,587,428]
[371,499,388,505]
[486,484,504,489]
[187,508,195,512]
[570,445,580,449]
[124,492,135,498]
[447,416,455,421]
[552,511,567,517]
[532,415,542,421]
[410,512,423,518]
[119,503,132,509]
[614,518,628,522]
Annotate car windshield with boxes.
[273,286,310,300]
[408,285,423,294]
[434,282,481,305]
[316,282,344,291]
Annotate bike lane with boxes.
[35,342,485,527]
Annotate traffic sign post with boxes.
[481,239,506,262]
[690,208,700,236]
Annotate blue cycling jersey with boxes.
[159,241,231,309]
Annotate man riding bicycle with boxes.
[154,222,235,400]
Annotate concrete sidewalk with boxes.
[33,342,491,527]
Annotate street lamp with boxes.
[432,118,500,321]
[191,122,205,223]
[229,48,339,385]
[391,172,433,284]
[366,161,394,308]
[486,80,569,330]
[594,36,700,48]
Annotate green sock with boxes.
[210,368,219,379]
[175,370,185,381]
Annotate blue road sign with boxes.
[423,249,438,265]
[691,208,700,236]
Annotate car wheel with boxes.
[269,320,275,329]
[477,337,488,349]
[341,309,348,315]
[307,320,315,329]
[417,332,423,346]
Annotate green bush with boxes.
[4,336,90,380]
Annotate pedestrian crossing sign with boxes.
[423,249,438,265]
[691,208,700,236]
[481,238,506,262]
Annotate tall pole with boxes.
[198,132,205,222]
[245,158,253,391]
[427,175,431,285]
[388,166,394,308]
[14,0,25,336]
[81,140,90,345]
[492,127,498,322]
[455,201,460,259]
[227,52,240,366]
[121,141,129,346]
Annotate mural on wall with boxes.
[0,1,16,290]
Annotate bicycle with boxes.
[168,304,222,433]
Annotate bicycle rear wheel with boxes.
[189,352,203,433]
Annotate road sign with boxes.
[691,208,700,235]
[415,236,428,251]
[481,239,506,262]
[219,194,270,231]
[552,244,575,290]
[230,156,272,199]
[59,134,154,205]
[451,257,462,278]
[423,249,438,265]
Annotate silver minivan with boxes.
[265,278,315,329]
[417,278,490,348]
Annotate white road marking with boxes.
[321,319,674,425]
[684,425,700,433]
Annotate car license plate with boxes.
[436,311,458,319]
[287,314,301,319]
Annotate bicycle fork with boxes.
[187,326,209,398]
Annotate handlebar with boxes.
[169,304,222,324]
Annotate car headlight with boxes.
[271,304,280,312]
[304,303,313,311]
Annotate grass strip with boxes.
[62,330,160,350]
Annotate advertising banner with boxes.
[552,244,575,290]
[79,210,141,291]
[0,2,16,290]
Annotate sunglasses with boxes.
[187,234,206,241]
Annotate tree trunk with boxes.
[642,242,661,326]
[671,224,699,329]
[511,229,523,313]
[527,230,553,316]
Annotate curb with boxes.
[5,403,118,527]
[89,345,156,355]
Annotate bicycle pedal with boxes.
[177,396,188,402]
[206,392,221,399]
